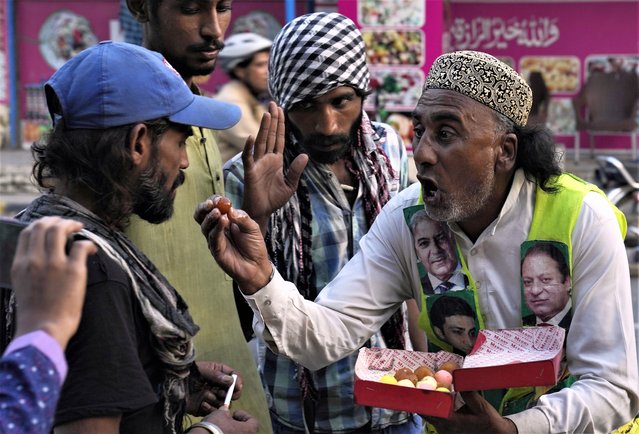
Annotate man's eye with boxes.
[413,125,424,139]
[217,2,232,13]
[333,96,353,108]
[437,130,451,140]
[293,101,313,111]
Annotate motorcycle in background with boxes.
[594,155,639,274]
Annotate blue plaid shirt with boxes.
[224,121,411,432]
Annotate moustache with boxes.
[172,171,186,190]
[191,39,225,52]
[305,133,351,148]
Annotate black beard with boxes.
[300,135,352,164]
[133,165,185,224]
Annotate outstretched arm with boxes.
[239,101,308,233]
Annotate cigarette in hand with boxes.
[223,373,238,410]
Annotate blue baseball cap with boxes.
[45,41,241,130]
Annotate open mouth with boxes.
[420,178,438,200]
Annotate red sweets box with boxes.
[353,326,565,418]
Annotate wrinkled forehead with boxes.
[414,89,497,124]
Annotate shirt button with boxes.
[470,248,478,256]
[264,300,272,306]
[216,173,221,182]
[476,281,481,289]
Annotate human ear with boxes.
[128,123,151,168]
[496,132,517,172]
[126,0,149,23]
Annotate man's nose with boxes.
[528,281,545,295]
[314,106,340,135]
[200,10,223,40]
[180,147,190,170]
[413,134,437,166]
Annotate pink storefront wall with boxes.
[448,1,639,153]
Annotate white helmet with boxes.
[219,32,273,73]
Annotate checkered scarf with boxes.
[268,12,369,111]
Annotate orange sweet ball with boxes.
[414,365,435,380]
[438,361,460,373]
[394,367,415,382]
[216,197,232,214]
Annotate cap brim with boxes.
[169,95,241,130]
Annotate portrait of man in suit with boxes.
[521,241,572,329]
[409,209,465,294]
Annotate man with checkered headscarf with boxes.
[201,47,637,434]
[223,11,423,434]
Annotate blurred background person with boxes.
[216,33,273,163]
[526,71,550,127]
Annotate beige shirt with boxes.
[246,171,638,433]
[125,126,272,432]
[214,80,269,164]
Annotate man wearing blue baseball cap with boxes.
[123,2,273,430]
[15,41,258,434]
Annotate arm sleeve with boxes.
[244,188,423,371]
[0,342,64,434]
[509,192,639,433]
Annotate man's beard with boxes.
[133,164,185,224]
[424,159,495,223]
[288,114,361,165]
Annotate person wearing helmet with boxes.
[216,32,273,163]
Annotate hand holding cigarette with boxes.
[186,362,244,415]
[223,373,238,410]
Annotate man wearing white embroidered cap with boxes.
[197,49,638,433]
[15,41,258,434]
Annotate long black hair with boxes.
[494,112,563,193]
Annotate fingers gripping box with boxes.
[354,326,565,418]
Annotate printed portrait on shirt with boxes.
[404,206,479,355]
[426,293,479,355]
[405,207,465,294]
[520,240,573,331]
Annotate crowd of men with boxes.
[2,3,637,434]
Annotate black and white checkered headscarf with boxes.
[268,12,369,110]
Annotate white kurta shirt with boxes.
[245,170,638,433]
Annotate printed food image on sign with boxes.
[546,97,577,134]
[358,0,425,27]
[369,68,424,111]
[519,56,580,94]
[362,30,424,66]
[39,10,98,70]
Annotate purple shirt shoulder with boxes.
[1,330,67,433]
